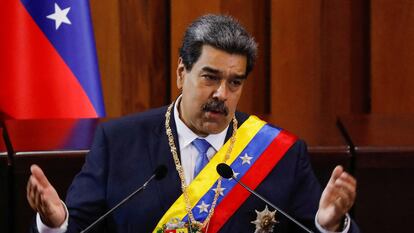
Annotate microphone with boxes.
[80,165,168,233]
[216,163,313,233]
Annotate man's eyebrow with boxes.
[201,66,220,74]
[201,66,247,79]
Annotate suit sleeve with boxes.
[284,140,321,232]
[64,125,110,233]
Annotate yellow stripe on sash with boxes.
[154,116,266,232]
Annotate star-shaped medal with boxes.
[251,205,278,233]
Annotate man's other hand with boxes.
[26,164,66,228]
[317,165,357,231]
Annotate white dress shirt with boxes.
[37,96,350,232]
[173,97,228,185]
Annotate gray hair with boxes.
[179,14,258,76]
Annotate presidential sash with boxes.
[154,116,297,233]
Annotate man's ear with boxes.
[176,57,185,90]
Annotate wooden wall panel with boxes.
[371,0,414,113]
[92,0,370,118]
[271,0,369,120]
[321,1,370,114]
[118,0,169,115]
[271,0,323,117]
[170,0,269,114]
[90,0,122,117]
[170,0,221,100]
[91,0,169,117]
[91,0,373,118]
[221,0,270,114]
[349,0,371,113]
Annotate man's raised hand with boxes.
[26,164,66,228]
[317,165,357,231]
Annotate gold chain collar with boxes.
[165,101,238,230]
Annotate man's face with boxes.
[177,45,247,136]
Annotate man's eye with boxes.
[230,79,242,86]
[203,75,218,81]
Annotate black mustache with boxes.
[202,99,229,116]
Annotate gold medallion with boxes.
[251,205,278,233]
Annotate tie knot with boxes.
[192,138,210,154]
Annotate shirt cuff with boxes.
[315,211,351,233]
[36,201,69,233]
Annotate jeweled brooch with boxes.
[251,205,278,233]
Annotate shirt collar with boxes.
[174,95,228,152]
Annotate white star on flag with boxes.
[240,153,253,165]
[196,201,210,214]
[212,186,226,196]
[230,172,240,180]
[47,3,71,30]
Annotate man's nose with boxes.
[213,81,228,101]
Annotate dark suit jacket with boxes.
[32,106,360,233]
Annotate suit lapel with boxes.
[147,106,182,213]
[225,111,249,142]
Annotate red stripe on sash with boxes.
[207,130,297,232]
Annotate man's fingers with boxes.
[328,166,357,196]
[322,165,345,203]
[321,168,357,208]
[27,176,37,209]
[27,166,52,213]
[324,172,357,214]
[28,176,53,214]
[318,165,358,229]
[32,182,43,211]
[27,175,41,210]
[26,164,66,227]
[338,171,357,187]
[334,190,354,214]
[328,165,343,185]
[334,197,349,215]
[334,177,356,197]
[320,182,340,207]
[30,164,51,187]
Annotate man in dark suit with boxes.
[27,15,359,232]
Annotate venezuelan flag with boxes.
[0,0,105,119]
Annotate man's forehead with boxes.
[193,45,248,75]
[198,45,247,59]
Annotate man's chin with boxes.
[200,114,232,134]
[201,126,227,135]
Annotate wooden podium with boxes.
[0,126,11,233]
[339,114,414,233]
[2,119,102,233]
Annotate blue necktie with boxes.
[192,138,211,178]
